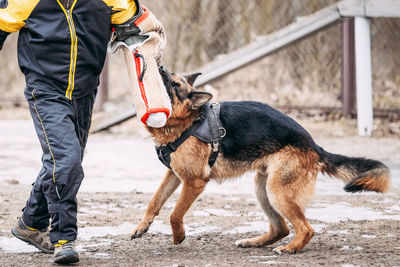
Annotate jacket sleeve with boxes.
[0,0,39,50]
[103,0,139,25]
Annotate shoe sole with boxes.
[11,227,54,254]
[54,252,79,264]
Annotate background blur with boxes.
[0,0,399,129]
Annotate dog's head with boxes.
[159,66,213,119]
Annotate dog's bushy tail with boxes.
[319,149,390,193]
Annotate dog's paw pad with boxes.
[235,239,251,248]
[273,246,284,255]
[173,236,185,245]
[130,226,149,239]
[273,246,297,255]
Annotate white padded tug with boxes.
[109,7,171,128]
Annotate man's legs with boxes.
[21,87,95,243]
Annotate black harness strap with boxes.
[155,102,226,169]
[155,123,198,169]
[195,103,225,167]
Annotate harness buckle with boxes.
[210,102,220,110]
[212,141,219,152]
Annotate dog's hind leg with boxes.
[235,169,290,248]
[131,169,181,239]
[267,148,319,254]
[170,178,208,244]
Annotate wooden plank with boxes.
[91,106,136,133]
[366,0,400,17]
[338,0,400,17]
[337,0,365,17]
[193,4,342,86]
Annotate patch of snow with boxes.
[327,230,349,235]
[79,207,105,215]
[148,220,221,236]
[185,223,220,236]
[340,245,363,251]
[222,221,267,235]
[306,203,400,223]
[0,237,40,253]
[192,208,240,217]
[247,211,265,217]
[248,255,277,259]
[250,259,285,264]
[192,210,210,217]
[92,252,111,258]
[148,220,172,235]
[78,222,135,241]
[385,205,400,213]
[361,234,376,239]
[312,224,327,233]
[83,239,113,248]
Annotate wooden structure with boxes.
[92,0,400,136]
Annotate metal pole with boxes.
[354,17,373,136]
[341,18,356,117]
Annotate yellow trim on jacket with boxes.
[31,89,58,184]
[103,0,137,25]
[56,0,78,100]
[0,0,40,33]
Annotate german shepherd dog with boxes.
[130,67,390,254]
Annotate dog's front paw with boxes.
[273,245,297,255]
[173,233,185,245]
[130,221,151,239]
[172,228,185,245]
[235,239,257,248]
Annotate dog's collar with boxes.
[155,102,226,169]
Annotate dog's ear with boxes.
[190,91,213,109]
[184,73,202,86]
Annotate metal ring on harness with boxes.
[218,127,226,138]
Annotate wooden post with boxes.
[355,16,373,136]
[94,56,109,112]
[341,18,356,116]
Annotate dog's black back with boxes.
[218,101,321,162]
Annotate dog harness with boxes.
[156,102,226,169]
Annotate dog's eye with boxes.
[172,82,180,88]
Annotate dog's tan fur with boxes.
[131,72,390,254]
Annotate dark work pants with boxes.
[21,86,96,243]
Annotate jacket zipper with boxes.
[57,0,78,100]
[65,8,77,99]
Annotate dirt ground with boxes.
[0,108,399,267]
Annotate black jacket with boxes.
[0,0,139,99]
